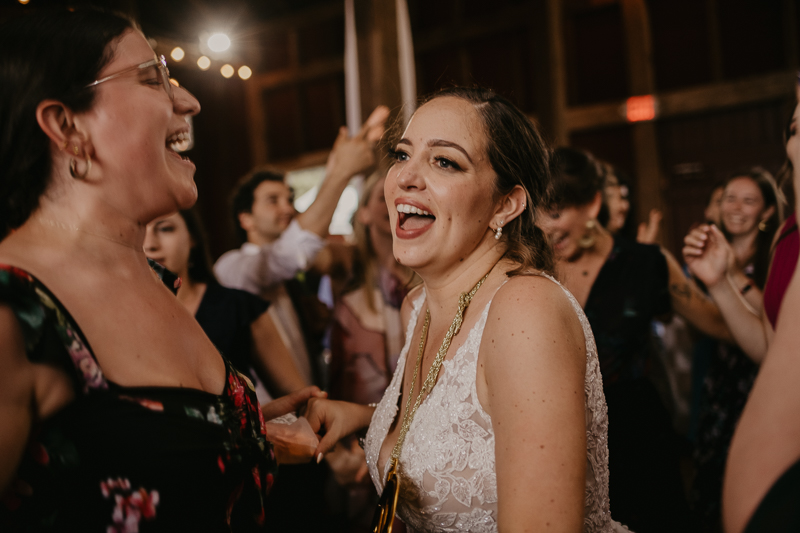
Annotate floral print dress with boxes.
[0,263,277,532]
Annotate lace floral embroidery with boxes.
[365,275,629,532]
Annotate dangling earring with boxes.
[69,153,92,179]
[494,220,504,240]
[758,220,768,232]
[578,219,597,249]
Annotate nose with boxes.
[143,226,158,253]
[173,85,201,117]
[393,156,425,191]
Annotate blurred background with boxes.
[2,0,796,258]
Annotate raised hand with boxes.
[682,224,731,288]
[325,105,390,181]
[637,209,662,244]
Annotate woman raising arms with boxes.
[307,88,628,532]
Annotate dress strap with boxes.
[0,264,108,393]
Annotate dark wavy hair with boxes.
[0,8,134,240]
[177,209,217,284]
[394,86,555,276]
[547,147,605,210]
[230,168,286,245]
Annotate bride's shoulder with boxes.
[495,271,573,308]
[488,272,582,337]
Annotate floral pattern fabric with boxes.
[0,264,276,532]
[365,275,630,533]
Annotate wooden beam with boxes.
[248,57,344,91]
[621,0,655,95]
[245,76,269,166]
[249,2,342,35]
[620,0,666,245]
[412,2,537,53]
[658,70,796,116]
[269,149,331,173]
[565,69,797,131]
[707,0,723,82]
[357,0,403,120]
[783,0,798,70]
[535,0,569,145]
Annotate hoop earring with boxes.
[494,220,504,240]
[69,154,92,179]
[578,219,596,249]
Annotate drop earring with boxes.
[69,153,92,179]
[578,219,597,249]
[494,220,504,240]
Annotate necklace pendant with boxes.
[372,458,400,533]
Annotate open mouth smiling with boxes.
[166,130,192,161]
[396,203,435,231]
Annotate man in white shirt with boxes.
[214,106,388,385]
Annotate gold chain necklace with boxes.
[372,266,494,533]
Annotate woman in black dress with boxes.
[145,210,308,400]
[537,147,733,533]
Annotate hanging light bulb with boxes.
[207,33,231,53]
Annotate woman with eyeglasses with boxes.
[0,9,319,531]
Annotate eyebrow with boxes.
[397,138,474,165]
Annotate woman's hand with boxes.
[304,398,375,461]
[261,386,327,421]
[683,224,731,288]
[637,208,662,244]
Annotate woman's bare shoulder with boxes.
[492,273,577,321]
[484,273,585,363]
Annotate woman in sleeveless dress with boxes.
[0,9,318,531]
[306,87,629,532]
[723,102,800,533]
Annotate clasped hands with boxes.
[262,389,374,484]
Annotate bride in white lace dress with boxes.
[306,87,629,533]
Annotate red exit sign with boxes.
[626,95,657,122]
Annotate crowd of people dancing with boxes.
[2,7,800,533]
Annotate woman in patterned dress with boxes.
[0,8,317,531]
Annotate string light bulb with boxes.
[170,47,185,62]
[220,64,234,78]
[238,66,252,80]
[207,33,231,52]
[197,56,211,70]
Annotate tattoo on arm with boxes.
[670,283,692,301]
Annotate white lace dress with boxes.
[364,275,630,532]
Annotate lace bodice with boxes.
[364,274,629,532]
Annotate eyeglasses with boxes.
[85,55,173,101]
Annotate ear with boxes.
[492,185,527,227]
[587,190,604,220]
[238,212,254,233]
[35,99,91,158]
